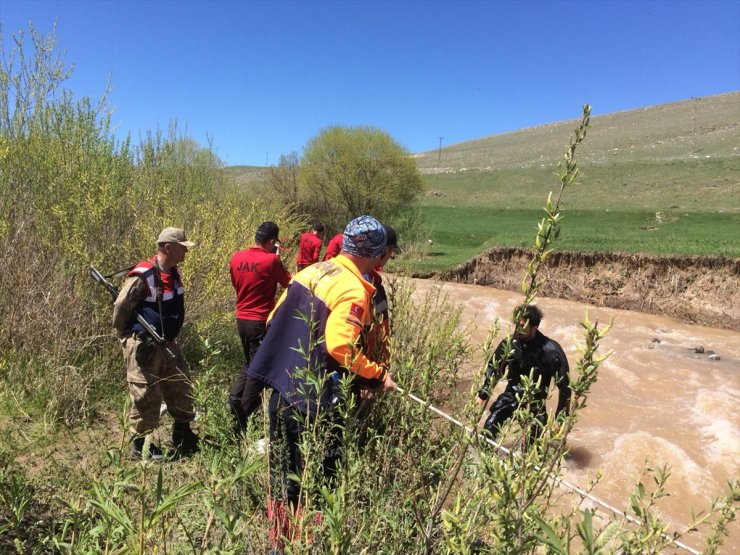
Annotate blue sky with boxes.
[1,0,738,166]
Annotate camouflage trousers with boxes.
[121,335,195,434]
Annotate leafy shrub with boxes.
[0,25,301,422]
[298,125,425,233]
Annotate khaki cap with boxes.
[157,227,195,247]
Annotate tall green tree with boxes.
[299,125,424,231]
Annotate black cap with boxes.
[383,224,400,254]
[255,221,280,244]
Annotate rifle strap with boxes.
[153,260,166,340]
[104,264,136,280]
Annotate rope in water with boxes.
[395,386,700,555]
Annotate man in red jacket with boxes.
[295,223,324,270]
[322,232,344,261]
[228,221,291,432]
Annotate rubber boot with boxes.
[231,404,247,440]
[483,410,501,439]
[132,436,164,462]
[172,421,200,458]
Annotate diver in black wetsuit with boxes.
[476,305,571,440]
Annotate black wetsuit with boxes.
[479,330,570,439]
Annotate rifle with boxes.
[89,264,176,359]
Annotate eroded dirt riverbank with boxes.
[410,278,740,553]
[433,249,740,331]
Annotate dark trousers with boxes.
[236,318,267,362]
[228,374,266,431]
[228,319,267,431]
[268,391,341,507]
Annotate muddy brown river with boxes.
[411,278,740,553]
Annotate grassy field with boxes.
[398,93,740,273]
[401,207,739,273]
[421,158,740,212]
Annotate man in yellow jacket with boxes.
[246,215,396,551]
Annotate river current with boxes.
[411,278,740,553]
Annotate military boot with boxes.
[132,436,164,462]
[172,421,200,458]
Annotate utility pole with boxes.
[437,137,443,162]
[690,97,696,154]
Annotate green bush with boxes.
[298,125,425,233]
[0,24,301,422]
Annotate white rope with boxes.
[395,386,700,555]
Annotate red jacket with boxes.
[230,246,291,321]
[296,232,322,266]
[323,233,344,260]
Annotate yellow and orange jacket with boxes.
[246,254,387,413]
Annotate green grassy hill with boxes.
[415,92,739,212]
[404,93,740,272]
[223,164,266,184]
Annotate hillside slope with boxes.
[416,92,740,214]
[414,92,739,172]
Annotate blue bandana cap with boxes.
[342,216,387,259]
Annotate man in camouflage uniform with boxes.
[112,227,199,460]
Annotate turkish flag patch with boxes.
[349,303,365,320]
